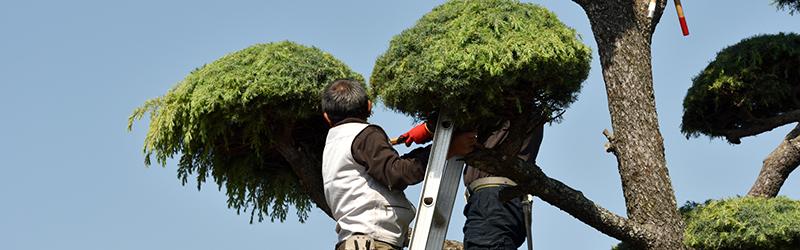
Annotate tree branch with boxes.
[717,109,800,144]
[746,123,800,197]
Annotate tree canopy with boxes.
[773,0,800,15]
[370,0,591,127]
[683,197,800,250]
[681,32,800,144]
[128,40,363,222]
[613,197,800,250]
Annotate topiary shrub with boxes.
[370,0,591,127]
[128,40,364,222]
[681,33,800,144]
[683,197,800,250]
[610,197,800,250]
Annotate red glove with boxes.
[398,123,433,146]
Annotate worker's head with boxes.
[322,79,371,126]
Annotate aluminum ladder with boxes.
[408,109,464,250]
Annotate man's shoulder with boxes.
[356,124,390,143]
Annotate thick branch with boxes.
[747,123,800,197]
[274,120,334,219]
[465,148,654,247]
[718,109,800,144]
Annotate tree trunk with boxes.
[747,123,800,197]
[576,0,686,249]
[274,119,334,219]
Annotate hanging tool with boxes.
[674,0,689,36]
[522,194,534,250]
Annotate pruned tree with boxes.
[614,196,800,250]
[682,197,800,250]
[371,0,592,152]
[371,0,690,249]
[681,33,800,198]
[124,1,794,249]
[127,41,365,223]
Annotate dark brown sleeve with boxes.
[464,121,544,186]
[352,125,431,191]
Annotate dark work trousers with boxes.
[463,186,526,250]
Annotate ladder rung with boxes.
[409,109,465,250]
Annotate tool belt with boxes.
[465,177,517,202]
[335,234,401,250]
[335,234,376,250]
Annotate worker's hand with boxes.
[447,131,477,159]
[398,123,434,146]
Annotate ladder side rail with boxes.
[409,109,465,250]
[422,157,465,250]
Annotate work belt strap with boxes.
[335,234,380,250]
[464,176,517,202]
[467,177,517,193]
[465,177,533,250]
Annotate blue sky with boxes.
[1,1,798,249]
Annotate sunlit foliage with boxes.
[683,197,800,250]
[371,0,591,126]
[128,41,364,222]
[681,33,800,143]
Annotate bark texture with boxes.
[443,240,464,250]
[747,123,800,197]
[275,119,333,219]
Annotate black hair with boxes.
[321,79,370,124]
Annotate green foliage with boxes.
[684,197,800,250]
[611,198,800,250]
[772,0,800,15]
[128,41,364,223]
[610,241,632,250]
[681,33,800,142]
[370,0,591,125]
